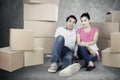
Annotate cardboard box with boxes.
[24,0,59,5]
[97,38,110,54]
[102,22,119,39]
[109,11,120,14]
[24,47,44,67]
[106,11,120,22]
[91,22,103,38]
[24,21,56,37]
[102,47,120,68]
[24,4,58,21]
[91,22,119,39]
[34,38,55,54]
[0,47,24,72]
[10,29,34,50]
[111,32,120,52]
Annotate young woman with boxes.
[77,12,99,71]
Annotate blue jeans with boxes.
[77,46,97,66]
[51,35,74,68]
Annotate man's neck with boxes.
[66,27,73,32]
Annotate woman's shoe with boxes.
[86,65,96,71]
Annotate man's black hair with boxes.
[80,12,90,20]
[66,15,77,24]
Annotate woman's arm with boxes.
[77,31,99,46]
[76,33,88,46]
[85,31,99,46]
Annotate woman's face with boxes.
[66,18,76,30]
[80,16,90,28]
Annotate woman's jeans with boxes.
[77,45,97,67]
[51,35,74,68]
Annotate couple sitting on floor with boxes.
[48,12,100,77]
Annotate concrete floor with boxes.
[0,57,120,80]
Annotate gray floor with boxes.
[0,57,120,80]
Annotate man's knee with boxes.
[56,35,65,42]
[65,55,73,61]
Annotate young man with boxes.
[48,15,80,77]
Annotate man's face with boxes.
[66,18,76,30]
[80,16,90,28]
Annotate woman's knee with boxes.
[78,45,87,52]
[77,45,88,55]
[78,45,86,49]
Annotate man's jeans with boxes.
[51,35,74,68]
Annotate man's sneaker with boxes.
[59,63,81,77]
[48,63,58,73]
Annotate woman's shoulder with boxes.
[77,27,83,32]
[91,27,99,32]
[77,27,83,31]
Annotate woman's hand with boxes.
[81,41,88,47]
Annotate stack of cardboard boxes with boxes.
[10,29,44,67]
[102,11,120,68]
[91,22,119,55]
[0,0,59,72]
[0,29,44,72]
[24,0,59,54]
[23,0,59,66]
[91,11,120,67]
[91,11,120,54]
[102,33,120,68]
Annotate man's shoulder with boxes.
[56,27,66,32]
[57,27,65,30]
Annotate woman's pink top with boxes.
[77,27,99,42]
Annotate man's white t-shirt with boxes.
[55,27,76,51]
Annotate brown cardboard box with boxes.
[24,4,58,21]
[91,22,119,39]
[106,11,120,22]
[0,47,24,72]
[102,47,120,68]
[111,32,120,52]
[10,29,34,50]
[24,47,44,67]
[24,21,56,37]
[24,0,59,5]
[102,22,119,39]
[97,38,110,54]
[34,38,55,54]
[91,22,103,38]
[109,11,120,14]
